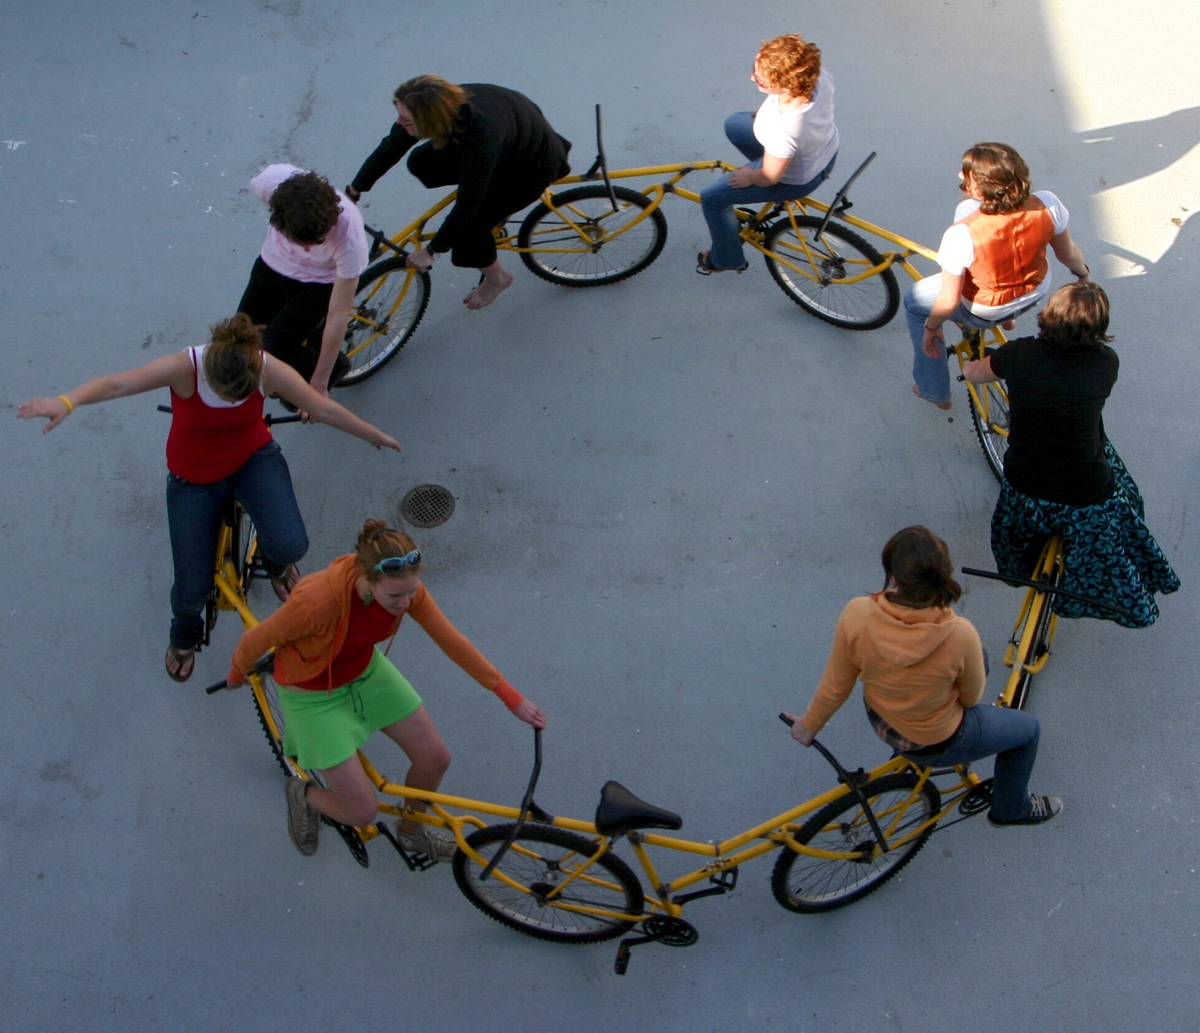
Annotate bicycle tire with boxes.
[763,215,899,330]
[452,823,645,943]
[340,257,430,385]
[234,504,259,595]
[968,378,1010,483]
[1008,559,1063,711]
[771,773,941,913]
[517,185,667,286]
[250,669,292,778]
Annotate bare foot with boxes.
[1000,318,1017,331]
[913,384,952,411]
[464,267,514,310]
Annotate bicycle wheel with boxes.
[763,216,899,330]
[1008,564,1062,711]
[340,257,430,385]
[453,823,645,943]
[517,185,667,286]
[967,378,1010,482]
[234,504,259,595]
[250,669,293,778]
[771,773,941,913]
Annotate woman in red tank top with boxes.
[18,314,401,682]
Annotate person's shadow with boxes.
[1073,106,1200,275]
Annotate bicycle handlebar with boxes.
[157,404,301,427]
[479,726,544,881]
[204,652,275,695]
[960,566,1137,621]
[777,713,891,851]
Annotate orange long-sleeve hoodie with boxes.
[229,554,522,707]
[801,593,985,746]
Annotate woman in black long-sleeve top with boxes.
[346,76,571,309]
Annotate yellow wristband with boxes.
[57,395,75,415]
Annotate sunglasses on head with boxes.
[373,549,422,575]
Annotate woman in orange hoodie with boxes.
[227,518,546,860]
[785,526,1061,827]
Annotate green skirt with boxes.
[279,649,422,770]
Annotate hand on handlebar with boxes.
[407,248,435,273]
[512,698,547,729]
[781,711,815,746]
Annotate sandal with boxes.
[270,564,301,603]
[165,644,196,683]
[696,251,749,276]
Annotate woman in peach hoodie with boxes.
[785,526,1061,827]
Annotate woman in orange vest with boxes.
[907,142,1090,409]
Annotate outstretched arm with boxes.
[17,352,192,433]
[265,359,401,451]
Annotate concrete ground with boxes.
[2,2,1197,1030]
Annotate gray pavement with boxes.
[3,2,1198,1030]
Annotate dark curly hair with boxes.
[268,170,341,245]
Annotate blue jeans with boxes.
[700,111,836,270]
[904,704,1041,821]
[904,274,1037,404]
[165,441,308,650]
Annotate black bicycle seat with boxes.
[594,780,683,835]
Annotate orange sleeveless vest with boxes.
[958,197,1055,306]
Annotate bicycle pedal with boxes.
[375,819,437,871]
[403,849,439,872]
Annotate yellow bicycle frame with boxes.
[996,536,1063,708]
[347,751,979,924]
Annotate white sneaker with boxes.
[397,824,456,863]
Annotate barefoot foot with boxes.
[464,267,514,309]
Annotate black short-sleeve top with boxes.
[990,335,1119,505]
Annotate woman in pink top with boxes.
[237,165,369,395]
[18,313,400,683]
[785,526,1062,826]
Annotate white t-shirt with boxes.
[934,190,1069,317]
[752,69,838,186]
[252,163,369,284]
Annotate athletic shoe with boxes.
[286,777,320,855]
[397,824,456,863]
[988,794,1063,827]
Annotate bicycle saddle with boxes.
[594,780,683,835]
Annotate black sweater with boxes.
[351,83,570,253]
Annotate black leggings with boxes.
[238,257,333,383]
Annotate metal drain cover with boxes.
[400,484,456,528]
